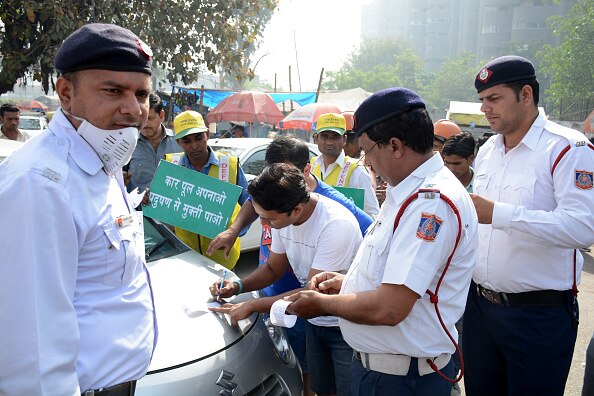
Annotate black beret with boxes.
[353,87,426,134]
[475,55,536,93]
[54,23,153,75]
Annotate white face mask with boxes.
[64,110,139,176]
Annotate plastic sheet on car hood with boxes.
[146,251,252,371]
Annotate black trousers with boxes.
[462,287,577,396]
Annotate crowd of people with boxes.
[0,21,593,396]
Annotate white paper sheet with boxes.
[128,187,147,209]
[270,299,297,328]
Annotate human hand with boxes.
[307,272,344,294]
[123,170,131,186]
[376,181,388,206]
[285,291,329,318]
[141,188,151,207]
[470,193,494,224]
[209,301,254,326]
[209,278,238,301]
[206,228,238,257]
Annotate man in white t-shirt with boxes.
[210,163,362,396]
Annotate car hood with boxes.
[0,139,24,162]
[146,250,256,372]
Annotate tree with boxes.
[0,0,277,95]
[539,0,594,110]
[421,51,480,115]
[323,37,425,93]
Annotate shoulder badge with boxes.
[575,170,593,190]
[416,212,443,242]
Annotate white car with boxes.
[209,137,320,251]
[136,217,302,395]
[18,114,48,136]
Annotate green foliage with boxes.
[322,37,425,92]
[420,51,480,114]
[539,0,594,108]
[0,0,277,95]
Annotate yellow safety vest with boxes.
[165,152,242,270]
[310,155,359,187]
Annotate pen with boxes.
[217,269,227,299]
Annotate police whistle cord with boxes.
[550,142,594,300]
[393,189,464,384]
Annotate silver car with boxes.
[136,217,303,395]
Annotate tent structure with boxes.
[317,88,371,112]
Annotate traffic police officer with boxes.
[0,24,156,395]
[465,55,594,395]
[287,87,479,396]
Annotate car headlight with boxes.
[264,316,294,365]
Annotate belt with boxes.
[354,350,450,376]
[472,281,568,308]
[83,381,136,396]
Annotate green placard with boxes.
[143,160,242,238]
[333,186,365,211]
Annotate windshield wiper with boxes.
[146,237,168,258]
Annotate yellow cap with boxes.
[174,110,208,139]
[315,113,346,135]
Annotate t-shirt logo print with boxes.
[575,170,593,190]
[416,212,443,242]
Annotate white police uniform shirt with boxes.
[473,114,594,293]
[271,194,362,327]
[339,154,478,357]
[0,110,156,395]
[313,151,380,216]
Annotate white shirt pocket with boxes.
[361,221,392,288]
[101,218,141,286]
[501,173,537,206]
[473,173,490,196]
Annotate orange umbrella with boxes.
[279,102,342,131]
[17,100,49,112]
[206,91,284,125]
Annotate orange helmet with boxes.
[342,111,355,132]
[433,119,461,143]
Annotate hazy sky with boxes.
[254,0,368,92]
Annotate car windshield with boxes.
[19,118,41,129]
[143,217,189,262]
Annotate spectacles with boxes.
[357,140,382,165]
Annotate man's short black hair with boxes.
[248,163,310,213]
[442,132,476,159]
[505,80,539,106]
[360,107,434,154]
[0,103,19,117]
[265,136,310,171]
[345,132,357,144]
[149,92,163,113]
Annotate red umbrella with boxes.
[17,100,49,112]
[279,102,342,131]
[206,91,284,125]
